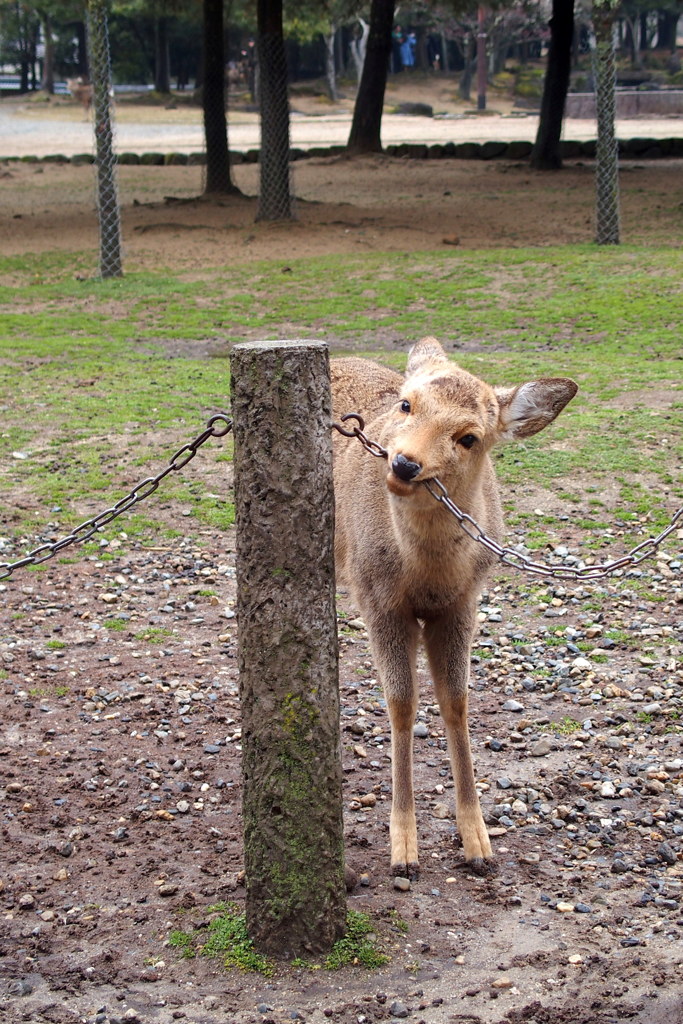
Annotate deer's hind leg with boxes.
[424,610,493,875]
[366,609,421,879]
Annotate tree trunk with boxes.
[202,0,238,195]
[154,15,171,93]
[40,13,55,94]
[530,0,575,170]
[476,6,487,110]
[324,27,338,101]
[346,0,394,155]
[257,0,292,220]
[348,18,369,83]
[440,31,450,73]
[459,34,473,100]
[232,340,346,959]
[593,4,620,244]
[657,10,679,51]
[87,0,122,278]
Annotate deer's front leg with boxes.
[424,611,493,875]
[366,610,420,879]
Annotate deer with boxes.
[66,77,93,118]
[330,337,577,878]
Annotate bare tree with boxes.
[202,0,239,195]
[257,0,292,220]
[347,0,394,155]
[531,0,575,170]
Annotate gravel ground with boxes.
[0,491,682,1024]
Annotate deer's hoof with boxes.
[391,861,420,882]
[466,856,497,877]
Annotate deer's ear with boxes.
[495,378,578,439]
[406,336,450,377]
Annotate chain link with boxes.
[332,415,682,582]
[0,414,233,582]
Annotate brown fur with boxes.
[331,337,577,877]
[66,77,93,117]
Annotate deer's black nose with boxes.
[391,454,421,481]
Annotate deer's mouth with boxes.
[386,471,417,497]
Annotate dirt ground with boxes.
[1,94,682,1024]
[1,150,682,268]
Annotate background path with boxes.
[1,100,682,158]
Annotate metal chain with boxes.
[0,414,233,582]
[333,414,683,582]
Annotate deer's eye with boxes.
[400,400,411,414]
[458,434,478,449]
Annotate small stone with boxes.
[491,976,514,989]
[344,866,358,891]
[359,793,377,807]
[393,876,411,892]
[574,903,592,914]
[353,744,367,759]
[600,781,616,798]
[18,893,35,910]
[556,902,575,913]
[503,700,524,712]
[432,802,450,819]
[568,954,584,965]
[158,883,179,897]
[658,843,677,866]
[530,739,551,757]
[413,722,429,738]
[8,979,33,996]
[611,859,632,874]
[389,1000,409,1018]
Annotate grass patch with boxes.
[323,910,390,970]
[134,627,173,643]
[168,906,389,975]
[104,618,129,631]
[1,245,681,555]
[169,902,273,975]
[549,716,582,736]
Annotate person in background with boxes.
[400,30,416,71]
[392,24,404,73]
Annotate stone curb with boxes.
[2,136,683,164]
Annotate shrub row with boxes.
[4,136,683,165]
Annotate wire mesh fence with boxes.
[87,0,123,277]
[592,16,620,245]
[256,34,294,222]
